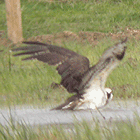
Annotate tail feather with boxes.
[51,95,79,110]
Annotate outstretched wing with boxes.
[12,41,90,93]
[78,38,127,93]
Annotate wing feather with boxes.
[12,41,90,93]
[22,53,65,65]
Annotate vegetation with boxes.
[0,0,140,107]
[0,0,140,37]
[0,0,140,139]
[0,115,140,140]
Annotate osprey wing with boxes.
[12,41,90,93]
[78,38,127,92]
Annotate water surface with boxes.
[0,99,140,126]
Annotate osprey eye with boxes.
[107,93,111,99]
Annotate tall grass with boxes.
[0,114,140,140]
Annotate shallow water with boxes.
[0,99,140,126]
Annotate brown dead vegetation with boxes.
[1,27,140,47]
[27,27,140,46]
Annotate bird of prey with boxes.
[12,38,127,110]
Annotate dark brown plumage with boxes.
[12,41,89,94]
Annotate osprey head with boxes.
[112,37,127,60]
[101,37,127,62]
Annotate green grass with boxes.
[0,114,140,140]
[1,0,140,38]
[0,0,140,107]
[21,0,140,38]
[0,38,140,107]
[0,0,140,139]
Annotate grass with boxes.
[0,38,140,107]
[1,38,140,107]
[1,0,140,38]
[0,0,140,107]
[20,0,140,38]
[0,0,140,139]
[0,114,140,140]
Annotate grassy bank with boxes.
[0,0,140,139]
[0,38,140,107]
[0,0,140,107]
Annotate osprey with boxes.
[12,38,127,110]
